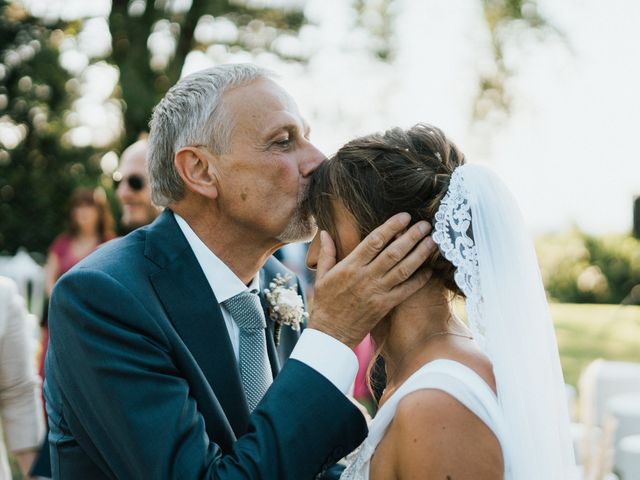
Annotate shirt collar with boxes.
[173,212,260,304]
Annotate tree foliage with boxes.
[356,0,559,120]
[0,1,103,254]
[109,0,306,146]
[0,0,307,255]
[475,0,557,120]
[1,0,565,257]
[537,230,640,304]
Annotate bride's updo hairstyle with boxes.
[308,123,466,297]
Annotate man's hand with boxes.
[309,213,436,348]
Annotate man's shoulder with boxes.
[48,225,170,335]
[76,228,149,273]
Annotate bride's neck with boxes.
[372,283,459,388]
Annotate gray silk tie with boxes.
[223,290,273,411]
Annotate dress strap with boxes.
[366,359,506,451]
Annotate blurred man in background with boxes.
[114,138,160,233]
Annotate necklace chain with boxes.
[385,329,473,387]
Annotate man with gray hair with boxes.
[44,63,435,479]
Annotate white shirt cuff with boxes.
[289,329,359,395]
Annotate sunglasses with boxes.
[113,172,145,191]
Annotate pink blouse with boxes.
[49,234,98,276]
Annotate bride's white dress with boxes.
[340,358,510,480]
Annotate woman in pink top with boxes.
[41,188,116,375]
[45,188,116,291]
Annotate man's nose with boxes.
[299,142,325,177]
[116,180,132,200]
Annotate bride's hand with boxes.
[309,213,435,348]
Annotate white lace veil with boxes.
[433,164,579,479]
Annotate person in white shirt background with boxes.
[0,275,45,480]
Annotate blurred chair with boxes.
[607,393,640,452]
[577,360,640,479]
[617,435,640,480]
[0,248,45,320]
[579,360,640,428]
[606,393,640,477]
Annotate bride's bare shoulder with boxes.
[435,338,498,395]
[383,388,503,479]
[456,347,498,395]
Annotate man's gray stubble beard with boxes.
[276,208,316,244]
[275,191,317,244]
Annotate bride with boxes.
[305,124,579,479]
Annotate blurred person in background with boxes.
[44,188,117,298]
[113,138,160,234]
[0,276,45,480]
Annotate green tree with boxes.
[1,0,563,256]
[0,1,103,254]
[537,230,640,304]
[476,0,558,119]
[0,0,307,254]
[109,0,306,146]
[355,0,559,120]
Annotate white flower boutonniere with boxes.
[263,273,308,344]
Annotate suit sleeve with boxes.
[47,267,367,479]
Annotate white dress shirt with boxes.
[174,213,358,394]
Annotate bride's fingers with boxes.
[380,235,437,289]
[315,230,337,282]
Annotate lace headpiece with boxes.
[432,166,485,346]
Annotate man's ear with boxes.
[174,146,218,200]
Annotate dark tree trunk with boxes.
[109,0,160,146]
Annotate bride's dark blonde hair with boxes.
[307,123,467,296]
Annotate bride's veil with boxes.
[433,164,579,479]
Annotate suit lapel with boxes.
[146,211,250,438]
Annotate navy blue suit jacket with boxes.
[45,210,367,479]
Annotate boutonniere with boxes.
[264,273,308,345]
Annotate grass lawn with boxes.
[551,303,640,386]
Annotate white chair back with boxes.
[0,248,45,319]
[579,360,640,427]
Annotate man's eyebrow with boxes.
[263,121,311,139]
